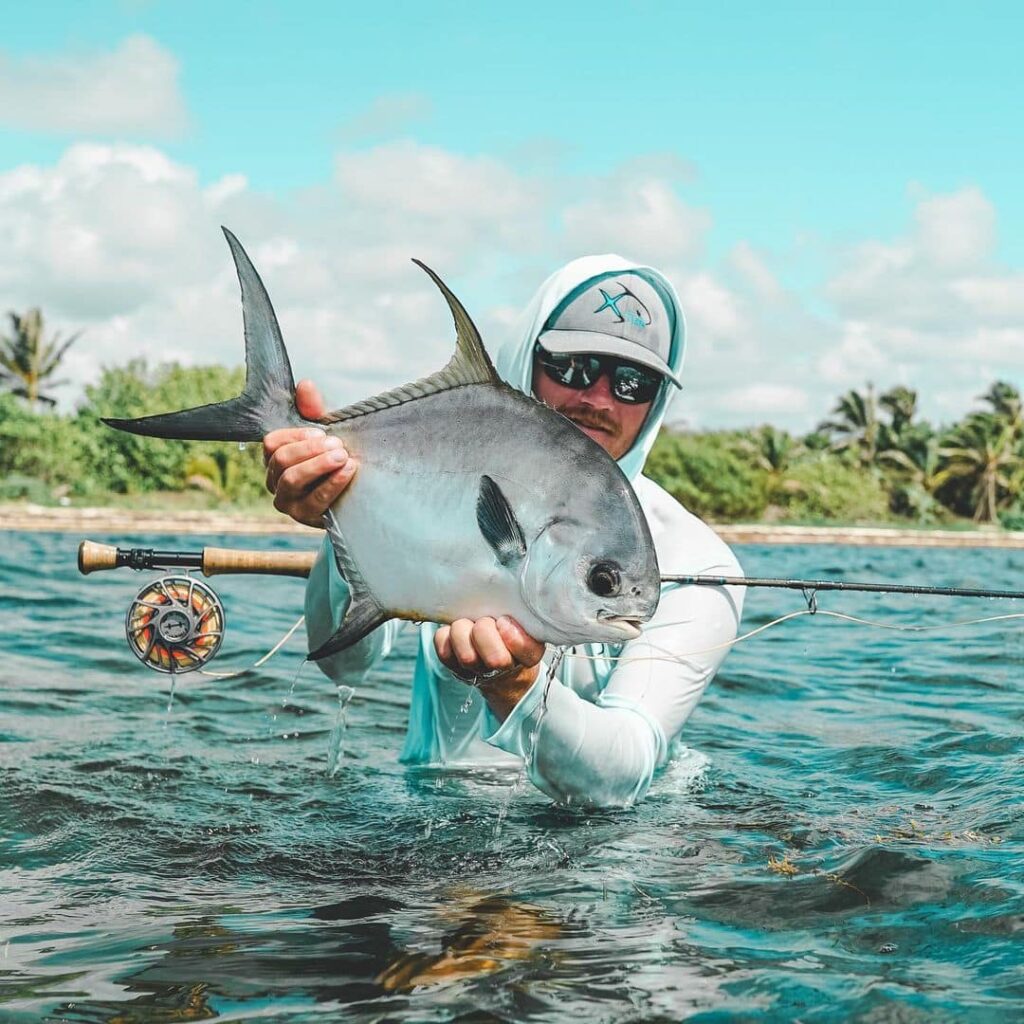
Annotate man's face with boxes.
[532,354,656,461]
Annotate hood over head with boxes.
[492,255,686,483]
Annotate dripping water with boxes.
[326,684,356,777]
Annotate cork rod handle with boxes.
[78,540,119,575]
[76,540,316,578]
[201,547,316,578]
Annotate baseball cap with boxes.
[537,272,681,388]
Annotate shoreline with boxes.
[3,503,1024,548]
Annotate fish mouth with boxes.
[596,611,644,639]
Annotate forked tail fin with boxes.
[102,227,306,442]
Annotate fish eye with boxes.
[587,562,621,598]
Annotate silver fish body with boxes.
[104,229,661,660]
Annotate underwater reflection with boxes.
[376,892,561,992]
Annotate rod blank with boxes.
[662,574,1024,601]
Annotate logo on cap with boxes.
[594,286,652,330]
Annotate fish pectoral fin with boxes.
[476,475,527,568]
[309,510,389,660]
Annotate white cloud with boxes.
[561,164,710,267]
[728,242,783,303]
[721,383,810,417]
[912,185,995,269]
[678,272,744,340]
[337,92,433,142]
[817,321,894,384]
[820,184,1024,424]
[334,141,548,275]
[950,273,1024,318]
[0,35,188,138]
[1,144,1021,436]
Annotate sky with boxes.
[1,1,1022,430]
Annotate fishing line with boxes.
[562,608,1024,667]
[197,615,306,679]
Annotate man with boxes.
[263,255,744,808]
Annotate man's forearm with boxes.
[474,665,539,721]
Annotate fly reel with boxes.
[78,540,314,676]
[125,574,225,674]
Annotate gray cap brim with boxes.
[538,329,682,388]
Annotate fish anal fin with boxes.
[309,511,389,660]
[476,474,526,567]
[322,261,499,425]
[308,603,389,661]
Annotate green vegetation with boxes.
[0,360,266,507]
[649,382,1024,527]
[3,336,1024,528]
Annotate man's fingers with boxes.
[434,625,452,664]
[266,435,346,492]
[263,426,326,468]
[275,443,349,496]
[471,618,514,671]
[496,617,545,667]
[449,619,480,670]
[295,379,328,420]
[296,460,358,520]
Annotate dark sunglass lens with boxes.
[613,365,661,404]
[541,351,600,390]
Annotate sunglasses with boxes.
[534,343,664,405]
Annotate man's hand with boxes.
[434,616,545,721]
[263,380,358,528]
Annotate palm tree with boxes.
[879,386,918,437]
[878,425,942,521]
[818,384,880,467]
[979,381,1022,436]
[738,425,803,475]
[0,309,79,410]
[934,413,1021,523]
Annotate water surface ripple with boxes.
[1,531,1021,1021]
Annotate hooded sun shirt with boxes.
[304,255,745,808]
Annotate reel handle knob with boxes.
[78,540,119,575]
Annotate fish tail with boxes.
[102,227,306,442]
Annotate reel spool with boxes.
[125,575,225,674]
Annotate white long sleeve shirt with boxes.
[305,474,744,808]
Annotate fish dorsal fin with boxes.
[322,260,499,425]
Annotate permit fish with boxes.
[104,229,661,660]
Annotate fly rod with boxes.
[79,542,1024,601]
[79,542,1024,675]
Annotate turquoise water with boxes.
[1,531,1022,1022]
